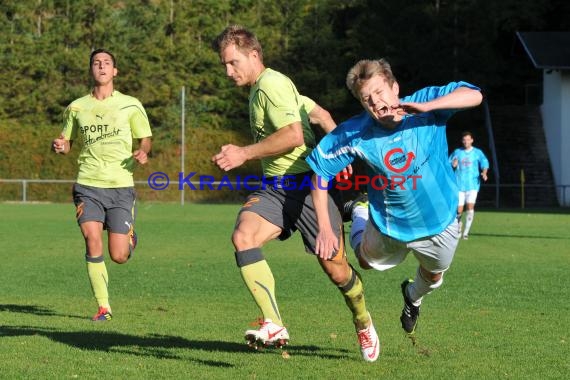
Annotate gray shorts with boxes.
[359,219,460,273]
[72,183,137,234]
[238,175,344,255]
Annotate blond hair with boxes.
[346,59,396,98]
[212,25,263,62]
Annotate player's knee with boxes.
[326,263,350,285]
[338,265,359,291]
[110,253,129,264]
[108,248,129,264]
[430,272,443,284]
[420,266,442,283]
[231,228,256,251]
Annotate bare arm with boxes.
[133,137,152,165]
[51,134,72,154]
[450,156,458,169]
[481,168,488,182]
[308,103,353,178]
[311,174,338,260]
[308,104,336,133]
[212,122,304,171]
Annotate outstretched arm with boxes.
[212,122,304,171]
[400,87,483,114]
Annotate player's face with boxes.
[90,52,117,85]
[357,74,401,125]
[462,135,473,149]
[220,44,258,87]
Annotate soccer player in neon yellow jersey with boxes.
[212,25,379,362]
[51,49,152,321]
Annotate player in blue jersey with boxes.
[306,58,482,336]
[449,131,489,239]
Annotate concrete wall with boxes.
[541,70,570,206]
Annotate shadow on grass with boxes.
[0,325,352,364]
[0,304,85,319]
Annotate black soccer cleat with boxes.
[400,279,420,334]
[342,193,368,223]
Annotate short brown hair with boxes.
[346,59,396,98]
[90,49,116,67]
[212,25,263,62]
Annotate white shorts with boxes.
[358,219,460,273]
[458,190,478,206]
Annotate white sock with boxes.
[463,210,475,236]
[349,205,368,252]
[407,267,443,306]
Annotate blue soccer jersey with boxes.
[307,81,481,242]
[449,147,489,191]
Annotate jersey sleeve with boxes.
[300,95,316,114]
[449,148,459,164]
[129,99,152,139]
[478,149,490,170]
[403,81,481,124]
[258,75,302,129]
[61,105,79,140]
[306,125,356,181]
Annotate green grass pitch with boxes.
[1,203,568,379]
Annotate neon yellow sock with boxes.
[341,269,369,330]
[86,255,110,310]
[240,260,282,325]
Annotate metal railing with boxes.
[2,178,570,207]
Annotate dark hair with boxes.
[462,131,473,138]
[212,25,263,62]
[89,49,116,67]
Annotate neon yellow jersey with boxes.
[249,68,316,177]
[61,90,152,188]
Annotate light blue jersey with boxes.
[449,147,489,191]
[307,81,481,242]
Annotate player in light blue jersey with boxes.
[307,59,482,338]
[449,131,489,239]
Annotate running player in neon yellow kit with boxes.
[51,49,152,321]
[212,25,379,362]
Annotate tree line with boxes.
[0,0,569,129]
[1,0,567,150]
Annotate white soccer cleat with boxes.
[245,319,290,349]
[357,314,380,362]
